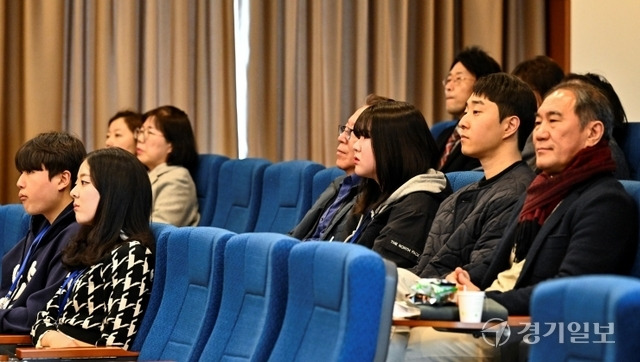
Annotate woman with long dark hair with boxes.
[345,101,451,268]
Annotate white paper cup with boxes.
[457,290,485,323]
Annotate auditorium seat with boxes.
[210,158,271,232]
[195,154,229,226]
[200,232,297,360]
[253,160,324,233]
[268,241,396,361]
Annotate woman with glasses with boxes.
[135,105,200,226]
[31,147,154,350]
[344,100,451,269]
[105,110,142,154]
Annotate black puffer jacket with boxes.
[411,162,534,278]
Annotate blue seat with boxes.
[129,222,176,351]
[211,158,271,233]
[0,204,29,256]
[253,160,324,233]
[528,180,640,362]
[430,119,457,140]
[0,204,30,284]
[200,232,297,361]
[529,275,640,362]
[195,154,229,226]
[137,226,235,362]
[621,180,640,277]
[312,166,346,204]
[268,241,394,362]
[622,122,640,180]
[445,171,484,192]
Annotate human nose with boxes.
[533,121,548,141]
[458,114,469,130]
[70,184,79,199]
[16,172,25,189]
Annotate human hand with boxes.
[39,331,93,348]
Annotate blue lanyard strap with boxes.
[2,225,50,301]
[57,268,86,319]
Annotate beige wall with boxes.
[571,0,640,122]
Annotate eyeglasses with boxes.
[134,127,164,142]
[442,76,474,87]
[338,125,353,140]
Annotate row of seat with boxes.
[194,154,485,235]
[13,225,397,362]
[195,155,345,233]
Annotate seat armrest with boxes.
[0,335,31,345]
[15,346,139,359]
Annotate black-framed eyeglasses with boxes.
[338,125,353,140]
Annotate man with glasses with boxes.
[289,94,392,241]
[437,46,501,172]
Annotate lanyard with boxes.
[57,268,86,319]
[2,225,50,301]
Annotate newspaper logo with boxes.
[481,318,511,347]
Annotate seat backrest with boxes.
[0,204,30,255]
[620,180,640,277]
[622,122,640,180]
[0,204,30,284]
[195,153,229,226]
[138,226,235,362]
[211,158,271,233]
[129,222,176,351]
[445,171,484,192]
[253,160,324,233]
[268,241,391,362]
[530,275,640,362]
[430,119,457,140]
[200,232,297,361]
[312,166,346,204]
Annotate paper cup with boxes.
[457,290,485,323]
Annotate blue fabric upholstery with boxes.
[0,204,29,256]
[445,171,484,192]
[622,122,640,180]
[138,226,235,362]
[211,158,271,233]
[253,160,324,233]
[0,204,29,284]
[195,154,229,226]
[129,222,176,351]
[268,242,389,362]
[312,166,346,204]
[430,119,457,140]
[620,180,640,277]
[201,232,297,361]
[529,275,640,362]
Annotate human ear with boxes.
[57,170,72,192]
[502,116,520,140]
[585,120,604,147]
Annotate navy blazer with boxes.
[468,174,638,315]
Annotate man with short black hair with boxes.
[0,132,86,333]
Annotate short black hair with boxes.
[15,132,86,186]
[473,73,538,150]
[450,46,502,79]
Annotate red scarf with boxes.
[514,140,616,261]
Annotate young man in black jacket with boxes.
[0,132,86,333]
